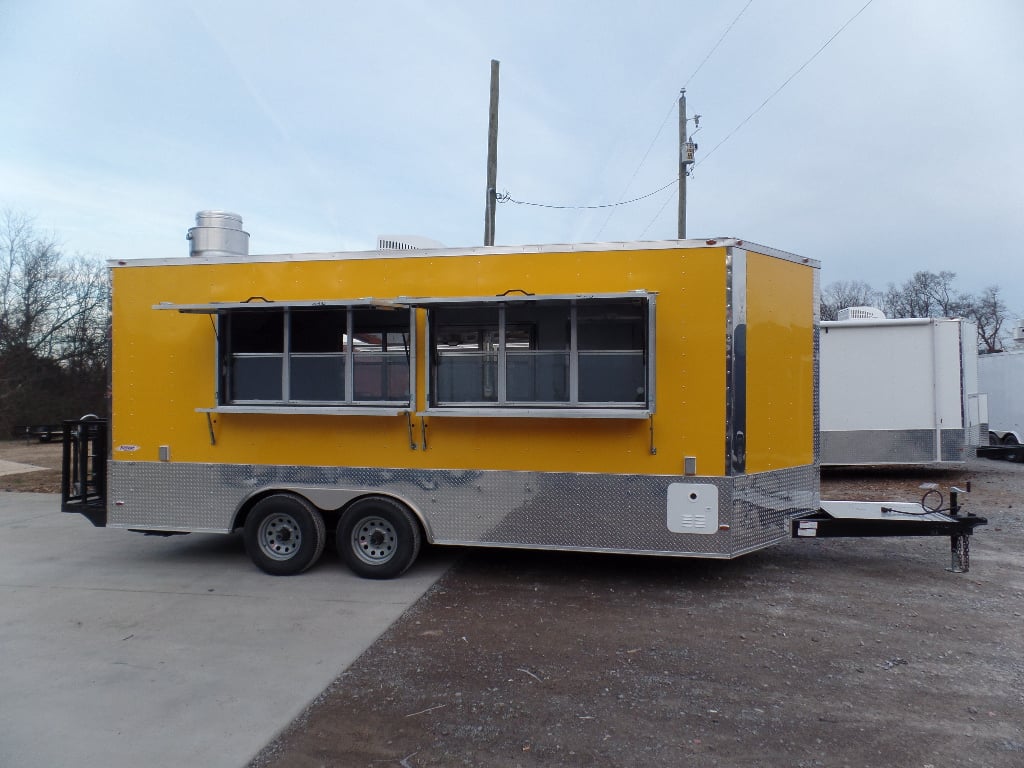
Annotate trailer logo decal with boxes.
[116,444,140,453]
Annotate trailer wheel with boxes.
[244,494,326,576]
[1002,433,1019,446]
[337,496,421,579]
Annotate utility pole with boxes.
[484,59,500,246]
[677,90,699,239]
[677,89,687,239]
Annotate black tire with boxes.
[337,496,422,579]
[243,493,326,576]
[1002,433,1019,446]
[988,431,999,446]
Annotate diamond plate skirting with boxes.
[820,429,967,465]
[108,462,819,558]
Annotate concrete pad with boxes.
[0,459,45,476]
[0,493,453,768]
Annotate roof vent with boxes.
[377,234,445,251]
[837,306,886,321]
[187,211,249,258]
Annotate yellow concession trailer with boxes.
[63,234,982,577]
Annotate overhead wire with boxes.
[593,0,755,238]
[502,1,755,217]
[682,0,756,90]
[500,0,876,227]
[501,179,678,210]
[640,0,878,237]
[694,0,877,170]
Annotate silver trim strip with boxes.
[197,406,410,416]
[400,290,655,306]
[117,239,820,270]
[725,248,748,476]
[419,407,651,419]
[153,298,404,313]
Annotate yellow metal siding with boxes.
[743,252,816,471]
[109,246,767,477]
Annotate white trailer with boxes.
[820,315,985,466]
[977,349,1024,445]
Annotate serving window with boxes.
[426,296,652,413]
[220,306,412,407]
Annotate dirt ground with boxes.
[0,439,62,493]
[249,458,1024,768]
[9,441,1021,766]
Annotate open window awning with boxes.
[396,289,655,307]
[152,298,406,314]
[153,290,655,314]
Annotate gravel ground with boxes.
[250,458,1024,768]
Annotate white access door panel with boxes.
[820,322,938,431]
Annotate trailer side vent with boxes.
[837,306,886,321]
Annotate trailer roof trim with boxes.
[821,317,960,328]
[114,238,819,269]
[153,298,405,313]
[399,290,655,306]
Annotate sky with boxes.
[2,0,1023,312]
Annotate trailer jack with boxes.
[792,485,987,572]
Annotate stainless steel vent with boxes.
[187,211,250,258]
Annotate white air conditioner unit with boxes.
[837,306,886,321]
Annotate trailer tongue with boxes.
[793,493,987,572]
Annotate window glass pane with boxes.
[504,304,570,402]
[352,308,411,401]
[507,351,569,402]
[230,311,283,353]
[506,304,569,350]
[291,309,347,353]
[433,307,499,403]
[231,356,283,400]
[436,355,498,402]
[290,355,345,401]
[578,352,646,403]
[577,300,647,405]
[353,354,409,401]
[577,301,645,350]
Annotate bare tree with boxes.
[0,209,109,432]
[820,280,880,321]
[881,270,971,319]
[968,285,1009,353]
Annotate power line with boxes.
[695,0,877,169]
[683,0,756,89]
[640,0,878,237]
[594,0,755,238]
[499,178,678,210]
[502,0,875,226]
